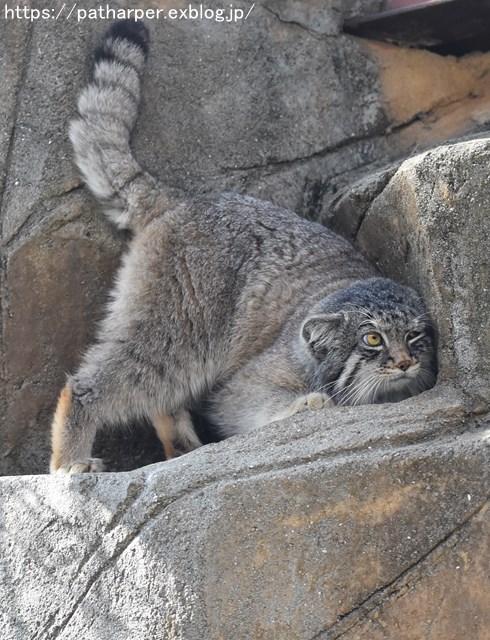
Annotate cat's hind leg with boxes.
[151,413,177,461]
[151,410,202,460]
[50,341,187,474]
[51,383,104,473]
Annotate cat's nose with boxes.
[397,359,412,372]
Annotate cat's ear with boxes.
[301,313,346,359]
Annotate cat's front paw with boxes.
[304,392,335,410]
[272,392,334,422]
[54,458,104,474]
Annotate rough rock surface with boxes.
[1,3,490,638]
[1,384,489,639]
[329,137,490,400]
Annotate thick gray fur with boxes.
[54,21,436,472]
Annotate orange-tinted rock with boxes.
[338,504,490,640]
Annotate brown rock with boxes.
[337,504,490,640]
[366,41,490,155]
[1,196,123,474]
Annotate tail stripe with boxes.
[93,61,141,103]
[94,36,148,72]
[78,86,138,127]
[94,20,150,60]
[69,20,160,230]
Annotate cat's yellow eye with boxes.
[363,332,382,347]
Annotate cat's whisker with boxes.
[325,381,350,404]
[348,381,373,406]
[344,379,365,405]
[323,376,353,398]
[313,380,337,395]
[365,374,388,405]
[340,372,379,406]
[329,376,368,403]
[355,374,383,405]
[372,376,387,403]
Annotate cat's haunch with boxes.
[50,20,437,473]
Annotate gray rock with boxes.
[0,384,488,639]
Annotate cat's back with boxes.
[129,190,377,308]
[144,189,371,275]
[122,190,377,358]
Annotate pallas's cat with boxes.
[50,21,436,473]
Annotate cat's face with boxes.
[301,279,437,406]
[332,310,436,405]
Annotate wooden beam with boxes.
[345,0,490,55]
[384,0,443,9]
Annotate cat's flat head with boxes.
[301,278,437,406]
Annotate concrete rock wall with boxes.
[1,386,489,639]
[1,1,490,638]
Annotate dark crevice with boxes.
[3,186,87,251]
[385,91,480,137]
[351,171,397,244]
[0,26,33,217]
[218,126,396,178]
[4,207,40,249]
[221,127,387,175]
[262,5,337,41]
[55,181,84,197]
[350,199,376,243]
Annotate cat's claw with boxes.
[303,392,335,410]
[272,392,334,422]
[55,458,104,474]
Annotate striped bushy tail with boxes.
[69,21,165,230]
